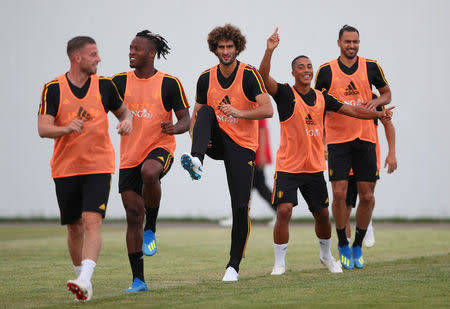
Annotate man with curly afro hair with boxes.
[180,24,273,282]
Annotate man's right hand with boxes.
[66,118,85,134]
[267,27,280,51]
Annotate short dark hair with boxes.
[207,24,246,55]
[338,25,359,40]
[291,55,309,69]
[67,36,96,58]
[136,30,170,59]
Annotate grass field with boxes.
[1,222,449,308]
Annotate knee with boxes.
[67,219,83,235]
[358,191,374,205]
[141,167,160,185]
[197,105,215,119]
[313,208,330,224]
[82,213,102,233]
[332,189,347,204]
[124,204,144,224]
[277,206,292,222]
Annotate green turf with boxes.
[0,223,449,308]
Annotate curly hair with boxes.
[207,24,246,55]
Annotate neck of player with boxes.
[219,60,237,78]
[294,81,311,95]
[135,62,157,79]
[340,54,357,68]
[67,69,90,88]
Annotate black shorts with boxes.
[271,171,329,213]
[328,139,378,182]
[119,147,173,194]
[53,173,111,225]
[346,175,358,207]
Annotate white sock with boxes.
[73,265,82,277]
[274,243,287,266]
[347,237,351,243]
[78,259,96,285]
[318,238,332,260]
[368,220,373,231]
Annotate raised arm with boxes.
[259,27,280,96]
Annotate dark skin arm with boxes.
[161,108,190,135]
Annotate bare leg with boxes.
[355,181,376,230]
[121,190,145,253]
[312,207,331,239]
[67,219,84,266]
[273,203,293,244]
[81,212,102,262]
[141,159,164,209]
[345,206,353,239]
[331,180,349,230]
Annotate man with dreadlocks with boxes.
[112,30,190,292]
[180,24,273,282]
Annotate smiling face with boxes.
[291,57,313,86]
[77,43,101,75]
[215,39,237,66]
[338,31,360,60]
[129,36,155,69]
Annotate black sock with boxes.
[353,227,367,247]
[128,251,144,282]
[144,206,159,233]
[337,228,349,247]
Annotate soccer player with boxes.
[38,36,132,301]
[112,30,190,292]
[314,25,392,269]
[345,103,397,247]
[259,28,393,275]
[180,24,273,282]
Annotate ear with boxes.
[149,49,157,58]
[73,52,82,63]
[337,39,341,48]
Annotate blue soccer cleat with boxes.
[181,153,203,180]
[338,245,354,270]
[124,278,149,293]
[142,229,157,256]
[352,245,365,268]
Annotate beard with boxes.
[80,62,97,75]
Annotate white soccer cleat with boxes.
[270,265,286,275]
[67,278,92,301]
[364,227,375,248]
[181,153,203,180]
[218,216,233,227]
[320,256,343,273]
[222,267,238,282]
